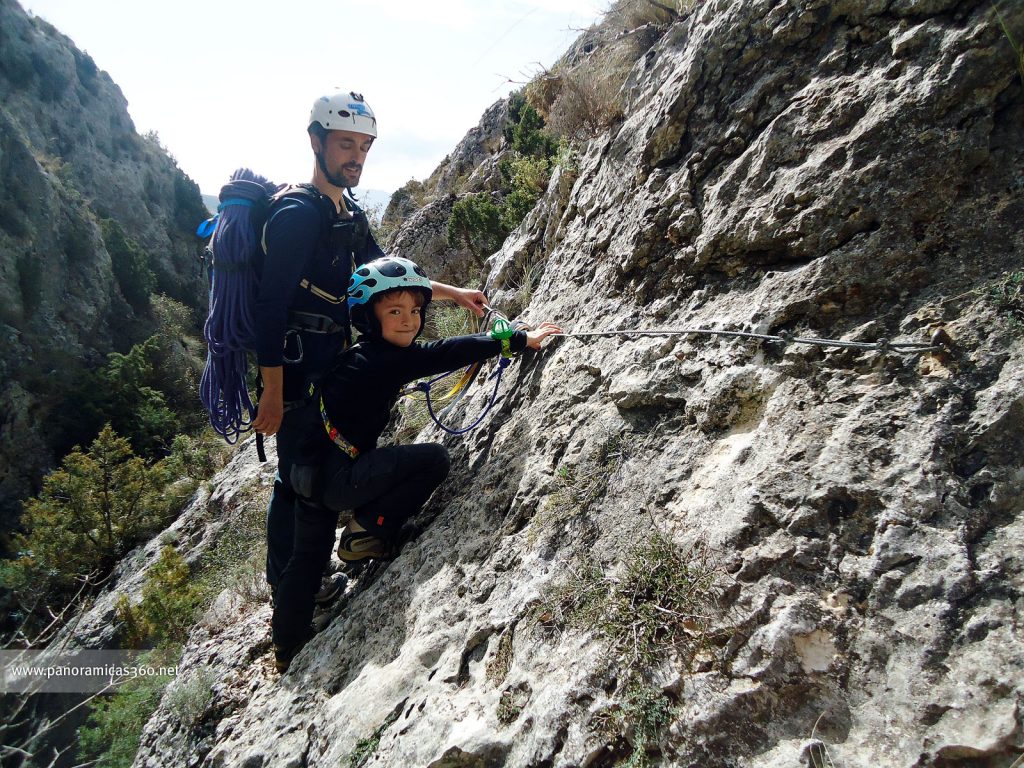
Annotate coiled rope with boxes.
[199,169,277,444]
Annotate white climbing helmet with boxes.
[308,90,377,138]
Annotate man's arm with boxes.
[430,281,487,317]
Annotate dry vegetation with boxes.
[527,0,696,142]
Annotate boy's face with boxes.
[373,291,423,347]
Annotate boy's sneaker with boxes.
[313,573,348,605]
[337,525,393,563]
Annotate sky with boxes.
[22,0,607,199]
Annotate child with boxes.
[271,256,560,670]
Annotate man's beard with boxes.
[317,153,361,188]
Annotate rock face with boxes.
[0,0,207,531]
[384,99,510,288]
[63,0,1024,765]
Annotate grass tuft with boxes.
[536,530,729,669]
[987,269,1024,327]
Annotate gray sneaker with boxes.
[313,573,348,605]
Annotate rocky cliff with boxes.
[35,0,1024,765]
[384,98,510,288]
[0,0,207,534]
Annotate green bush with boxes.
[446,95,559,257]
[30,51,70,102]
[54,307,205,460]
[16,252,43,316]
[505,96,558,159]
[173,170,208,233]
[100,218,155,312]
[498,154,552,232]
[448,193,506,259]
[77,648,177,768]
[164,667,216,725]
[63,209,97,263]
[7,425,173,591]
[988,269,1024,326]
[536,530,728,669]
[100,336,182,456]
[116,545,203,648]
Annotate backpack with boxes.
[195,168,359,448]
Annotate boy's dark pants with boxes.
[271,443,450,650]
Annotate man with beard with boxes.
[254,91,487,623]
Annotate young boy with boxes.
[271,256,560,670]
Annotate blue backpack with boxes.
[196,169,331,447]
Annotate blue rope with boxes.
[418,356,512,435]
[199,169,277,443]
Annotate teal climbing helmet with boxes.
[348,256,432,338]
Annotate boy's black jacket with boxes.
[318,331,528,453]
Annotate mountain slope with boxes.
[0,0,208,534]
[44,0,1024,765]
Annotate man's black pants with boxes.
[271,443,450,650]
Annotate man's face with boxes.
[314,129,374,188]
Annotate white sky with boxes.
[23,0,606,196]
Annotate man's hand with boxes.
[253,366,284,436]
[431,281,487,317]
[451,286,487,317]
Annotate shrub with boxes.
[172,170,208,233]
[0,42,35,88]
[10,425,173,591]
[988,269,1024,326]
[30,51,70,102]
[446,94,560,258]
[505,99,558,159]
[100,336,181,456]
[16,252,43,316]
[448,193,506,260]
[51,329,197,462]
[115,546,203,648]
[195,502,267,607]
[100,218,155,311]
[591,682,676,768]
[347,709,402,768]
[77,648,177,768]
[73,49,100,95]
[62,209,97,263]
[536,530,729,669]
[164,667,216,726]
[543,68,626,142]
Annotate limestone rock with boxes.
[24,0,1024,766]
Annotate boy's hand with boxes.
[526,323,562,349]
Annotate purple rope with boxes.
[418,357,511,435]
[200,169,278,443]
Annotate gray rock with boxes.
[20,0,1024,766]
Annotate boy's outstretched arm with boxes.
[398,321,563,386]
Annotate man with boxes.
[253,90,486,619]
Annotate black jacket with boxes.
[318,331,528,453]
[254,191,385,401]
